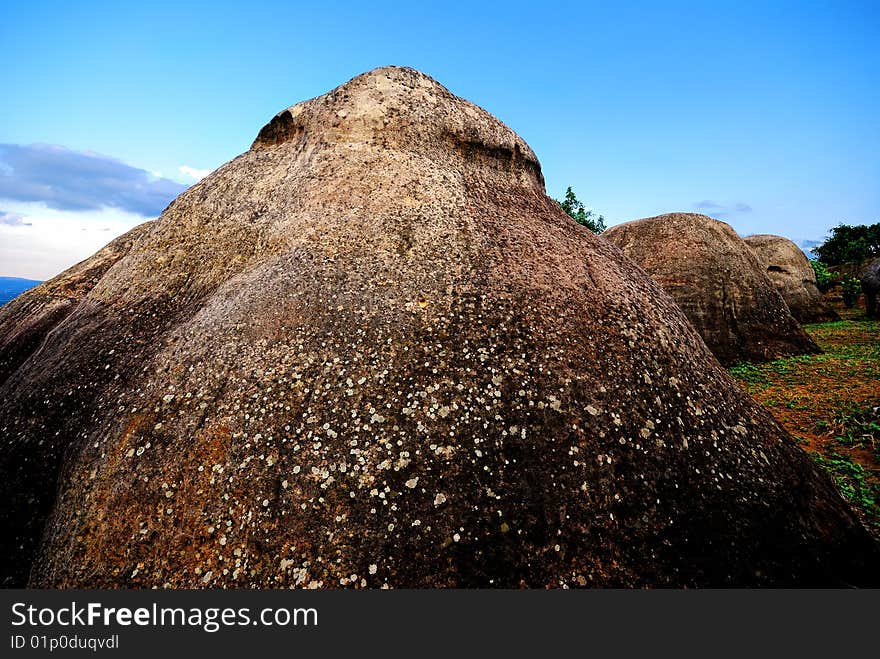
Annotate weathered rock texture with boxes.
[604,214,821,366]
[830,257,877,281]
[1,68,876,588]
[744,234,839,324]
[862,258,880,318]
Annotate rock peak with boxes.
[251,66,544,191]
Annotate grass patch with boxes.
[811,451,879,531]
[729,311,880,536]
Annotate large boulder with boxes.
[604,214,820,366]
[744,234,839,324]
[0,68,876,588]
[862,258,880,318]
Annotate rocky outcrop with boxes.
[862,258,880,318]
[829,257,877,281]
[0,68,875,588]
[744,234,839,324]
[604,214,821,366]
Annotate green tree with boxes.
[557,186,606,234]
[813,223,880,266]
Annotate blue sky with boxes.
[1,0,878,278]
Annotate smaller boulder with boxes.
[604,213,820,366]
[862,258,880,318]
[744,234,839,324]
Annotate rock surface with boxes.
[829,257,877,281]
[862,257,880,318]
[604,214,821,366]
[744,234,839,324]
[0,68,876,588]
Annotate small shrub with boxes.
[556,187,606,234]
[810,260,833,292]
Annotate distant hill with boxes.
[0,277,42,306]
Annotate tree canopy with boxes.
[557,187,606,234]
[813,223,880,266]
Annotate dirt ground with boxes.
[730,306,879,537]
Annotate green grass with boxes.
[729,354,831,393]
[811,450,880,531]
[802,319,852,332]
[730,320,880,392]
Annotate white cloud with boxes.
[0,211,31,227]
[0,201,147,280]
[178,165,212,182]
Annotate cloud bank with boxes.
[693,199,753,219]
[0,143,187,217]
[799,239,821,259]
[0,211,31,227]
[0,201,147,279]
